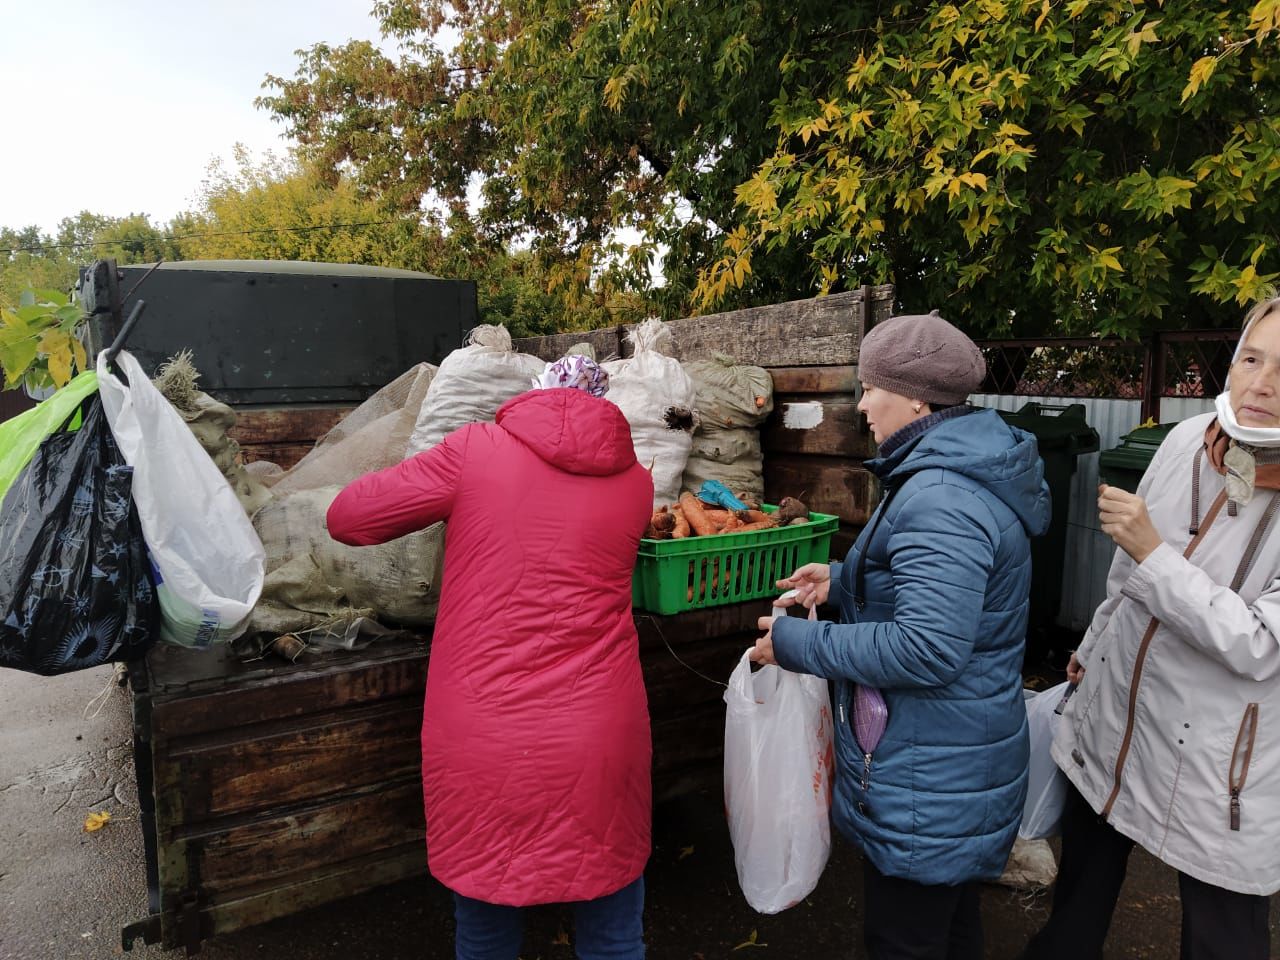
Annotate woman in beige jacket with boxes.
[1023,297,1280,960]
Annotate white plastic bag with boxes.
[1019,682,1070,840]
[724,648,835,914]
[97,350,265,648]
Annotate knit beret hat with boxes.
[859,309,987,406]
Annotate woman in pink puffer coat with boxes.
[328,357,653,960]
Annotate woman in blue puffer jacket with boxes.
[751,310,1052,960]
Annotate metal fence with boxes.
[976,330,1239,422]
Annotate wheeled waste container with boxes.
[992,403,1100,651]
[1098,421,1180,493]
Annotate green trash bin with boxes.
[992,403,1100,649]
[1098,422,1180,493]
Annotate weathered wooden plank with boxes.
[762,400,874,458]
[236,441,316,470]
[650,699,734,801]
[510,326,623,362]
[627,291,867,367]
[0,389,35,423]
[868,283,895,326]
[634,599,773,642]
[148,646,428,737]
[516,291,885,368]
[145,633,428,695]
[199,846,427,942]
[768,365,860,395]
[230,407,355,445]
[193,781,424,892]
[763,455,879,527]
[154,700,422,823]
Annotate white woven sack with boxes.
[406,325,543,455]
[602,319,696,506]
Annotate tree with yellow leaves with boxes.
[700,0,1280,336]
[262,0,1280,338]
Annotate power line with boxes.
[0,218,413,256]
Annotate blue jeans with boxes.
[452,877,645,960]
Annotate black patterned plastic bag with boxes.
[0,397,158,675]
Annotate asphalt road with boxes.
[2,662,1277,959]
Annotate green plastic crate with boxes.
[632,505,840,614]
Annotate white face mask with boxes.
[1214,391,1280,448]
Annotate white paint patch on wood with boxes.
[782,401,825,430]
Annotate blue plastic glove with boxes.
[697,479,749,511]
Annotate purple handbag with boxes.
[852,684,888,789]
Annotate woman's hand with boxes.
[776,563,831,610]
[750,617,777,665]
[1098,484,1163,564]
[1066,652,1085,685]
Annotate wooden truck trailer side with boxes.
[122,289,887,953]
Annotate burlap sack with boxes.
[152,353,272,516]
[681,355,773,503]
[247,486,443,636]
[247,364,445,638]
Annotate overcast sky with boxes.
[0,1,392,234]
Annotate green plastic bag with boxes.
[0,371,99,504]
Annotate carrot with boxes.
[736,520,777,532]
[720,516,745,532]
[671,505,691,538]
[738,509,776,526]
[679,493,719,537]
[703,508,735,528]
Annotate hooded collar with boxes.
[865,406,1052,537]
[496,388,638,477]
[876,405,976,460]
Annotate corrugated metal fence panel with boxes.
[971,394,1143,631]
[1158,397,1217,422]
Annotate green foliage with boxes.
[258,0,832,320]
[178,147,638,337]
[0,288,88,391]
[0,226,79,309]
[699,0,1280,337]
[261,0,1280,338]
[1,213,181,310]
